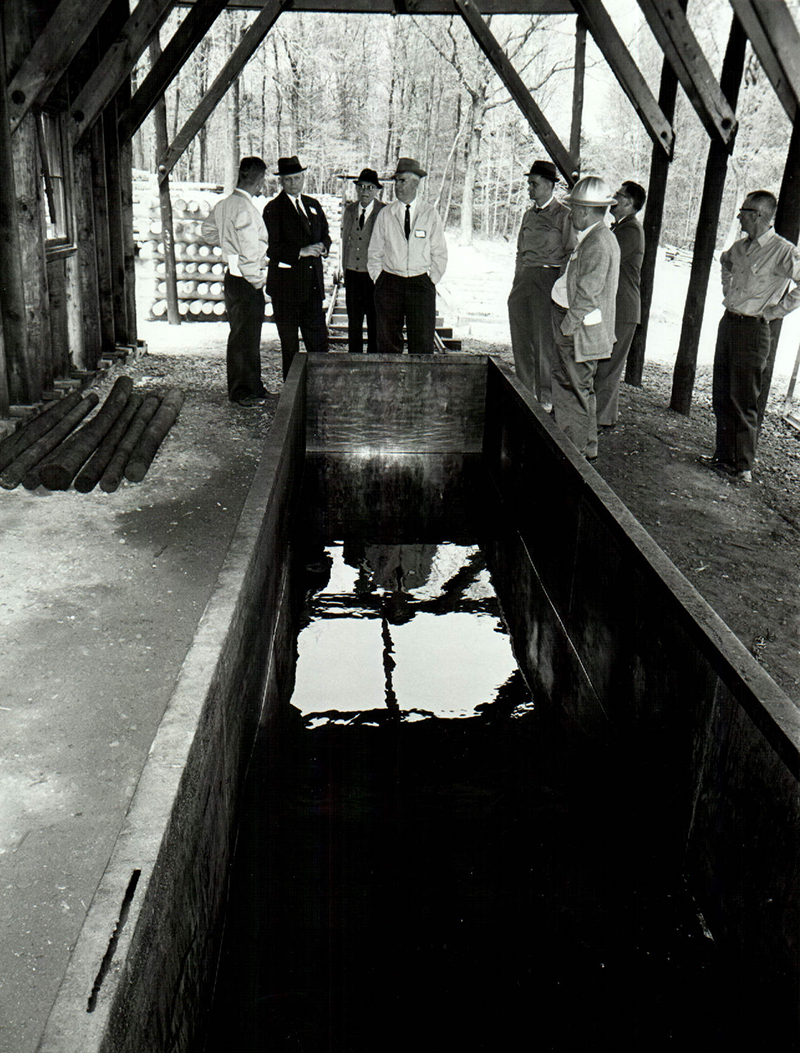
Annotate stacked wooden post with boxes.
[133,172,343,324]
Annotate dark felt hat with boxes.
[526,159,557,182]
[275,155,307,176]
[352,168,381,188]
[393,157,427,179]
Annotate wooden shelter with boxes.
[1,0,799,421]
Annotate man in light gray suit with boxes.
[550,176,620,460]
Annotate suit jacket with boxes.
[263,191,331,303]
[340,199,386,273]
[561,221,620,362]
[613,214,644,325]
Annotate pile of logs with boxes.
[0,378,184,493]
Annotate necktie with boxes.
[359,209,366,230]
[404,205,411,239]
[295,198,305,220]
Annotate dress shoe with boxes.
[732,469,753,484]
[234,396,264,408]
[697,455,734,474]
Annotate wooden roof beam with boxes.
[177,1,575,11]
[637,0,737,147]
[70,0,176,143]
[731,0,800,123]
[118,0,230,144]
[7,0,115,133]
[158,0,290,181]
[569,0,674,158]
[454,0,577,183]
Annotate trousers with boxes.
[551,303,606,460]
[272,294,329,379]
[344,269,378,354]
[374,271,436,354]
[223,273,266,402]
[594,322,637,426]
[711,310,771,471]
[507,265,560,404]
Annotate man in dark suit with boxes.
[263,155,331,378]
[595,180,646,427]
[339,168,385,353]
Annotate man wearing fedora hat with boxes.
[263,155,331,378]
[201,155,269,407]
[507,159,574,410]
[550,176,620,460]
[368,158,447,355]
[340,168,386,353]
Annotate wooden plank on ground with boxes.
[570,0,674,158]
[454,0,576,183]
[7,0,114,134]
[637,0,737,146]
[71,0,175,143]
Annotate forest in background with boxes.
[130,0,797,250]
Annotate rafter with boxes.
[731,0,800,123]
[7,0,115,134]
[454,0,576,183]
[70,0,175,143]
[118,0,230,144]
[569,0,674,159]
[158,0,290,181]
[637,0,737,147]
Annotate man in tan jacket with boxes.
[550,176,620,460]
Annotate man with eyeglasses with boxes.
[699,190,800,483]
[340,168,385,353]
[595,180,646,427]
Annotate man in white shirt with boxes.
[368,157,447,354]
[201,157,269,406]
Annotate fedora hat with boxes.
[565,175,617,207]
[393,157,427,179]
[352,168,381,188]
[275,155,306,176]
[526,159,557,182]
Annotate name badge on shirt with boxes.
[414,229,427,239]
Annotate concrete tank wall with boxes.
[38,361,309,1053]
[482,359,800,1033]
[40,353,800,1048]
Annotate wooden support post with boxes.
[104,96,129,346]
[150,38,180,325]
[757,119,800,428]
[158,1,290,181]
[118,0,230,145]
[454,0,576,183]
[636,0,737,146]
[0,25,34,405]
[670,16,747,416]
[570,0,674,159]
[5,4,52,400]
[625,4,685,388]
[569,17,586,174]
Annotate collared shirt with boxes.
[516,196,574,270]
[201,188,267,289]
[551,221,601,308]
[721,227,800,321]
[358,200,375,225]
[368,198,448,284]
